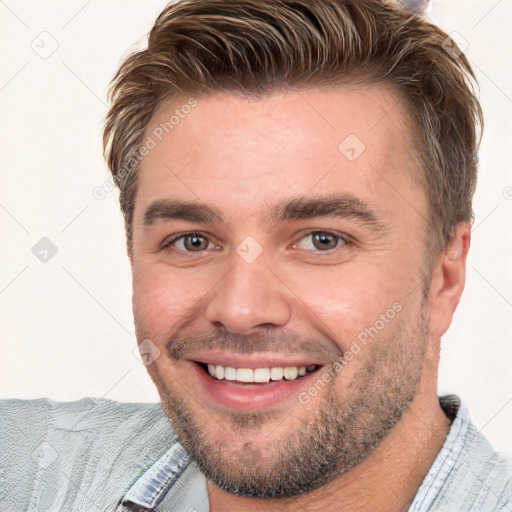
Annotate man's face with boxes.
[130,88,433,498]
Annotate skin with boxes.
[129,88,470,511]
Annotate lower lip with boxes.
[190,362,322,412]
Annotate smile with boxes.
[205,363,318,383]
[190,357,325,412]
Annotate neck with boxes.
[207,375,450,512]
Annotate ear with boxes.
[427,222,471,338]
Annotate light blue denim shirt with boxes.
[1,395,511,511]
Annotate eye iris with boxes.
[184,235,208,251]
[312,233,338,250]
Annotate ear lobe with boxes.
[427,223,471,338]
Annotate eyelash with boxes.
[295,231,352,252]
[162,230,352,253]
[162,231,220,252]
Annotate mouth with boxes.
[188,357,325,412]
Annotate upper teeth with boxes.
[206,364,316,383]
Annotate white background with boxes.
[1,1,511,452]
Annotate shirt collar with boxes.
[408,394,471,511]
[117,441,192,510]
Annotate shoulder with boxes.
[1,397,172,448]
[430,398,512,511]
[0,395,165,419]
[1,396,175,457]
[0,398,178,510]
[460,423,512,511]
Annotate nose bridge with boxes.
[204,252,291,333]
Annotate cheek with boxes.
[278,262,409,344]
[131,265,195,342]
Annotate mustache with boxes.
[166,329,340,364]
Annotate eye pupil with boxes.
[313,233,338,250]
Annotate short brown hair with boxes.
[103,0,482,254]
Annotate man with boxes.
[1,0,511,511]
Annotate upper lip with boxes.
[189,351,326,368]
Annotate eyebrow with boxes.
[142,193,384,231]
[264,194,383,229]
[143,200,223,226]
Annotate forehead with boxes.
[134,87,426,226]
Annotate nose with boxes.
[204,254,292,334]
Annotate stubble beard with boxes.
[154,303,429,500]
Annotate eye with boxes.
[294,231,349,251]
[163,232,219,252]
